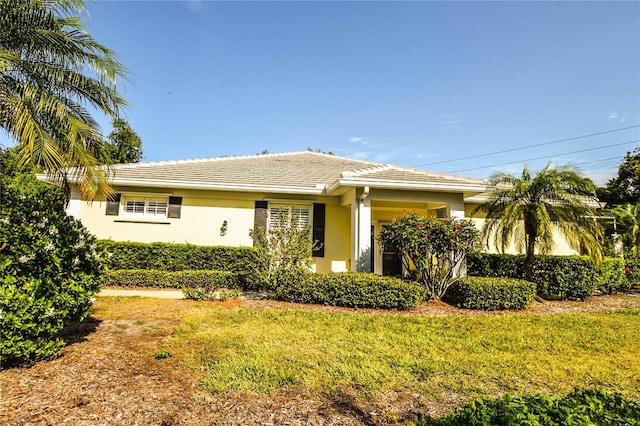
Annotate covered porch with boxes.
[341,187,470,275]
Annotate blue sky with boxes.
[82,0,639,185]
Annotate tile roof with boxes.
[110,151,486,193]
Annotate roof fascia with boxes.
[111,178,326,195]
[334,177,487,194]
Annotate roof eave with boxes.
[110,178,326,195]
[334,177,488,194]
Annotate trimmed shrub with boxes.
[98,241,266,289]
[466,252,526,279]
[415,388,640,426]
[0,171,102,363]
[101,269,239,289]
[595,257,627,294]
[467,253,627,300]
[625,252,640,289]
[533,256,596,301]
[274,272,425,310]
[445,277,536,310]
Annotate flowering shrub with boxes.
[377,212,481,300]
[0,170,102,364]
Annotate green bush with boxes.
[445,277,536,310]
[0,171,102,364]
[533,256,596,301]
[98,240,265,289]
[415,388,640,426]
[595,258,628,294]
[625,252,640,289]
[466,253,526,278]
[102,269,239,289]
[467,253,621,300]
[274,272,425,310]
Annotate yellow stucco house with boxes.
[64,151,576,274]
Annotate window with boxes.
[268,204,311,231]
[123,197,168,219]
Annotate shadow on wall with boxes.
[354,247,372,273]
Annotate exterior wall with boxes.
[76,186,353,274]
[465,203,578,256]
[312,203,351,273]
[79,193,255,246]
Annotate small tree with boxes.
[103,118,143,164]
[252,208,319,289]
[378,212,481,300]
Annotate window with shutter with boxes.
[268,204,311,231]
[122,197,169,219]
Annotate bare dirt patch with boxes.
[1,294,639,425]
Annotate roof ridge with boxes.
[111,151,308,169]
[112,150,386,169]
[342,164,392,177]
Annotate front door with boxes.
[376,222,403,277]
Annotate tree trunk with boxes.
[524,217,537,282]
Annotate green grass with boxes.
[168,306,640,400]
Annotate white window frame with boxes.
[268,203,312,232]
[122,196,169,219]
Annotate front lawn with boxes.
[2,296,639,425]
[170,302,640,400]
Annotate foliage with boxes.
[154,349,173,360]
[594,258,628,295]
[415,388,640,426]
[273,272,425,310]
[103,118,143,164]
[598,146,640,207]
[444,277,536,310]
[467,253,628,300]
[102,269,239,289]
[97,240,265,289]
[164,301,640,398]
[625,252,640,289]
[183,287,242,302]
[0,167,102,363]
[377,212,480,300]
[0,0,129,199]
[609,203,640,254]
[473,163,604,282]
[252,207,318,290]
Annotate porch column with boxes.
[350,187,372,272]
[449,197,465,220]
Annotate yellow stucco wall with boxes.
[312,204,351,273]
[78,188,353,273]
[79,195,255,246]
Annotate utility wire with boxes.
[413,124,640,168]
[449,139,640,173]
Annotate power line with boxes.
[413,124,640,168]
[449,139,640,173]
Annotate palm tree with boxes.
[473,163,604,281]
[610,203,640,254]
[0,0,129,198]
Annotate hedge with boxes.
[416,388,640,426]
[98,240,266,289]
[101,269,239,289]
[274,271,425,310]
[595,258,628,295]
[625,252,640,289]
[444,277,536,310]
[467,253,628,300]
